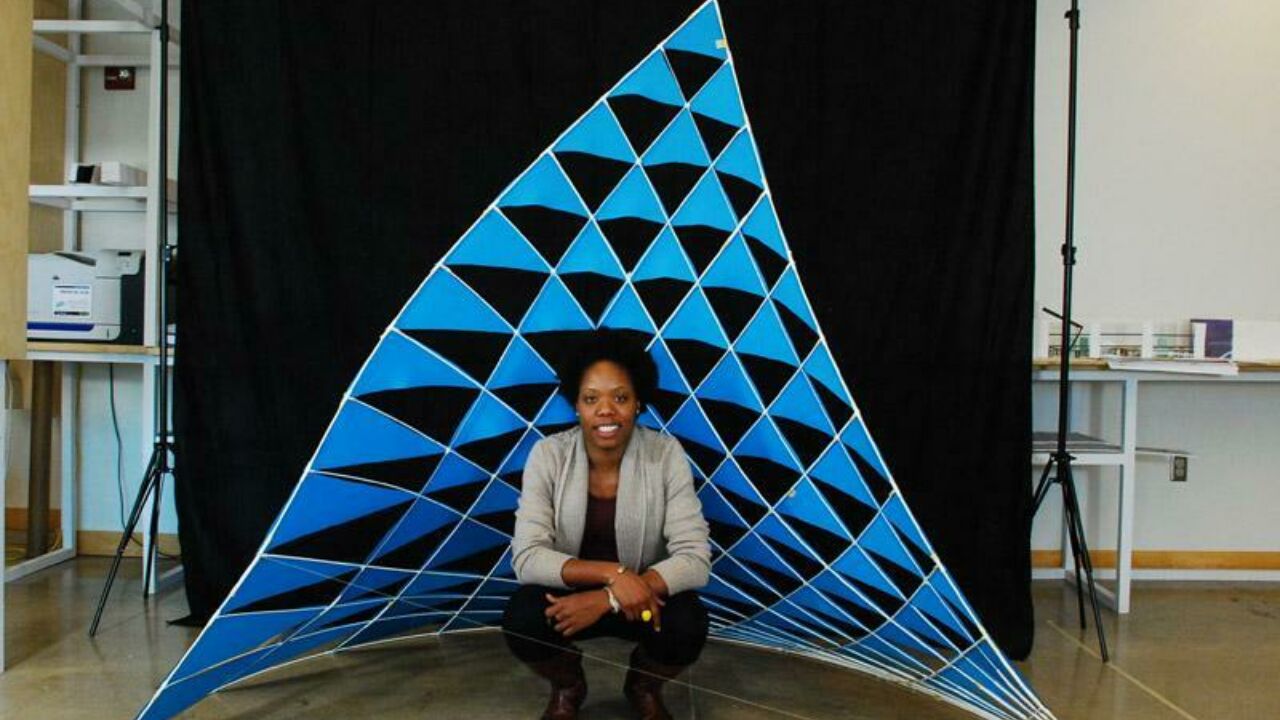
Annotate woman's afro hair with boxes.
[556,329,659,408]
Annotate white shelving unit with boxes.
[3,2,181,669]
[30,181,177,213]
[30,0,178,348]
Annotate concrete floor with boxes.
[1,559,1277,719]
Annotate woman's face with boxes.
[575,360,639,455]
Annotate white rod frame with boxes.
[32,35,72,63]
[33,19,149,34]
[76,53,179,68]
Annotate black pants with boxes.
[502,584,709,667]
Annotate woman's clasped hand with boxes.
[543,569,665,637]
[606,569,664,629]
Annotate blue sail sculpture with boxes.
[139,3,1054,719]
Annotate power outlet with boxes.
[1171,455,1189,482]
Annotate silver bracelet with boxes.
[603,586,621,614]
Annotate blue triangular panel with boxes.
[833,548,904,602]
[777,479,852,543]
[498,154,587,217]
[138,646,276,720]
[268,473,412,548]
[642,110,711,167]
[445,210,550,273]
[553,103,635,163]
[652,339,691,394]
[716,131,764,188]
[884,493,934,557]
[314,401,442,471]
[861,514,924,578]
[497,430,541,479]
[142,4,1056,719]
[488,336,558,390]
[742,197,788,258]
[664,3,726,60]
[771,375,835,434]
[596,165,667,224]
[699,485,750,534]
[735,419,801,473]
[803,343,853,406]
[397,270,509,334]
[913,585,973,643]
[610,50,684,107]
[735,302,799,366]
[424,452,488,494]
[172,609,318,683]
[666,402,727,459]
[353,333,476,396]
[224,557,357,614]
[632,227,696,282]
[637,406,665,430]
[534,393,577,429]
[557,223,625,279]
[257,623,360,671]
[841,417,891,481]
[730,535,801,582]
[338,567,416,603]
[709,462,767,509]
[600,285,657,336]
[809,442,877,510]
[472,481,520,521]
[690,64,745,128]
[519,276,594,333]
[696,355,762,411]
[664,289,728,348]
[426,520,508,571]
[452,394,527,447]
[812,569,881,617]
[372,500,459,561]
[670,172,736,231]
[702,233,766,296]
[772,266,818,333]
[403,571,480,598]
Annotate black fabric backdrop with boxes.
[176,1,1036,657]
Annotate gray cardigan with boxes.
[511,426,711,596]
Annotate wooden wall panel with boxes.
[30,0,69,254]
[0,1,34,359]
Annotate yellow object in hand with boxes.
[641,609,653,623]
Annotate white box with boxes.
[1232,321,1280,361]
[69,161,146,186]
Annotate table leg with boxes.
[1116,378,1138,614]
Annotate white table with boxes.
[2,344,171,672]
[1032,360,1280,614]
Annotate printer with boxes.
[27,250,145,344]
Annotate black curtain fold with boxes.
[176,0,1035,657]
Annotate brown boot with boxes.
[525,649,588,720]
[623,646,686,720]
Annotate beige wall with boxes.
[1032,1,1280,565]
[1,1,34,360]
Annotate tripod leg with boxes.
[143,460,165,599]
[1031,458,1057,515]
[1064,473,1110,661]
[1060,475,1089,629]
[89,448,162,637]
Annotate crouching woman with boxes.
[503,331,711,720]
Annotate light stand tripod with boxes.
[90,1,176,638]
[1029,0,1110,662]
